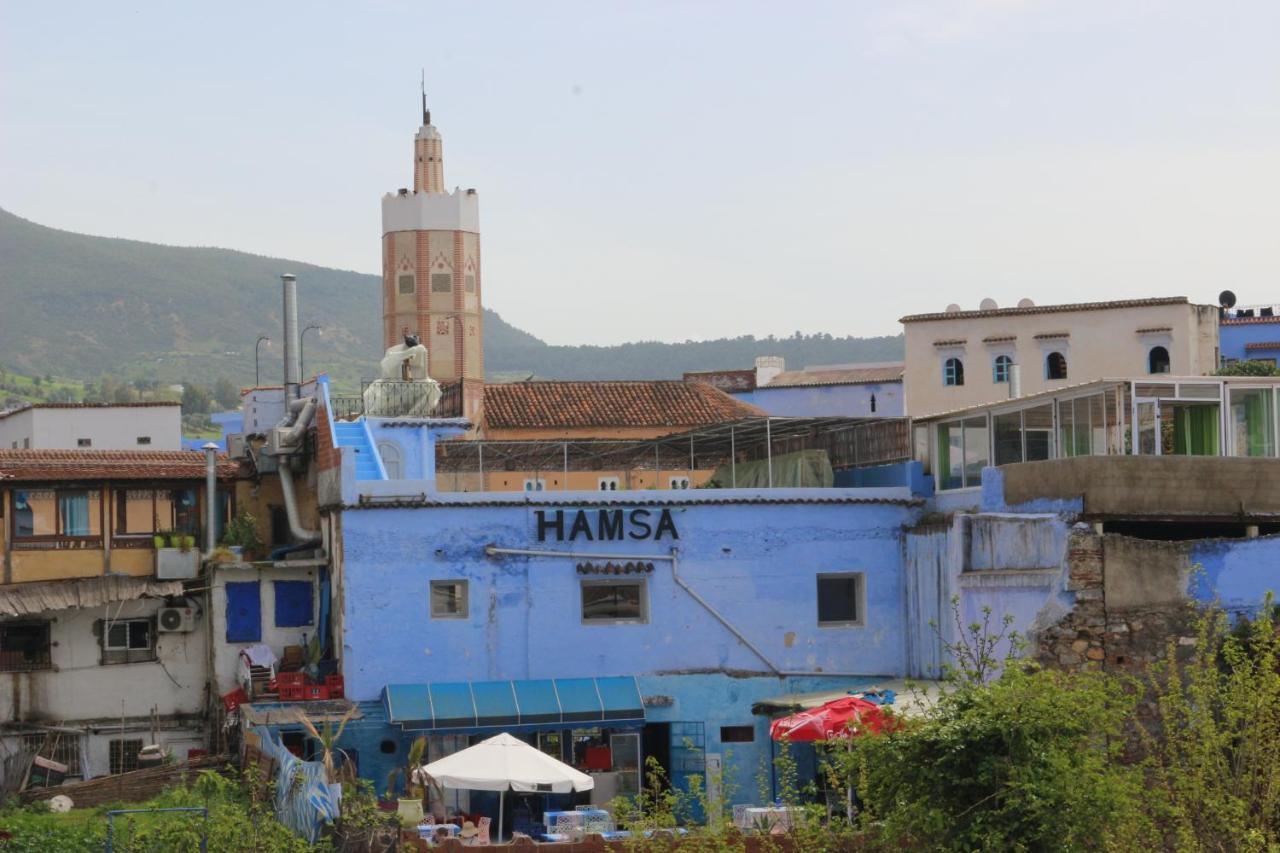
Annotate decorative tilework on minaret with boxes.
[381,97,483,384]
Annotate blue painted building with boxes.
[1220,313,1280,367]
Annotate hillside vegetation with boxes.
[0,208,903,388]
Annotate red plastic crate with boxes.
[304,684,329,701]
[324,675,345,699]
[277,672,306,688]
[221,687,248,713]
[279,684,306,702]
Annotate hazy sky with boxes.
[3,1,1278,345]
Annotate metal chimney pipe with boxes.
[281,274,300,399]
[202,442,219,556]
[1009,363,1022,399]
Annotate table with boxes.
[416,822,460,840]
[735,806,802,833]
[543,808,613,835]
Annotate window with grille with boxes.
[109,739,143,774]
[398,274,416,295]
[431,273,452,293]
[581,580,647,624]
[465,274,476,293]
[431,580,469,619]
[101,618,155,665]
[943,358,965,387]
[19,733,82,776]
[992,354,1013,384]
[0,622,52,672]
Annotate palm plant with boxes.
[297,707,356,783]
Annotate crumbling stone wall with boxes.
[1036,528,1195,677]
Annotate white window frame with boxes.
[598,477,620,491]
[668,476,691,490]
[103,618,153,651]
[430,579,469,619]
[580,578,649,625]
[816,572,865,627]
[523,478,546,492]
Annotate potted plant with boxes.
[385,736,443,827]
[220,511,262,560]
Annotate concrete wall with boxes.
[995,456,1280,519]
[0,406,181,451]
[735,382,904,418]
[1,597,207,724]
[903,301,1219,417]
[209,563,322,694]
[337,493,919,700]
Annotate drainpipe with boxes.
[202,443,219,557]
[484,545,874,679]
[277,458,320,545]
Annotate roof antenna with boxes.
[420,69,430,126]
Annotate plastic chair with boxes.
[732,804,750,830]
[476,816,491,845]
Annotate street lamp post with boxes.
[254,336,272,387]
[300,325,323,381]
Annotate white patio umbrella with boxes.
[418,732,594,841]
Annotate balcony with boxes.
[331,379,464,422]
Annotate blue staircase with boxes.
[333,421,385,480]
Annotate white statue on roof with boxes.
[362,330,443,417]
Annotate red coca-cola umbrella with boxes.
[768,695,892,742]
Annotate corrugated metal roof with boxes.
[901,296,1193,323]
[0,576,185,617]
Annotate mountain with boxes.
[0,208,902,387]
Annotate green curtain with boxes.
[1173,405,1219,456]
[1245,393,1266,456]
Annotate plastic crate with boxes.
[221,687,248,713]
[304,684,329,701]
[279,684,306,702]
[277,672,307,688]
[324,675,345,699]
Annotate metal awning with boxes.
[0,575,184,618]
[383,676,645,732]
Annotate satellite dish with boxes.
[979,297,999,311]
[1017,298,1035,308]
[945,303,962,313]
[1218,290,1237,309]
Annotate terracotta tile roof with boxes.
[1222,316,1280,325]
[933,338,968,347]
[0,401,180,422]
[1033,331,1070,340]
[982,335,1017,343]
[901,296,1193,323]
[482,381,764,430]
[766,365,903,388]
[0,449,240,482]
[1244,341,1280,351]
[1135,326,1173,334]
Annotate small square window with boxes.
[102,618,155,665]
[816,573,864,626]
[136,436,152,445]
[581,580,647,624]
[431,273,452,293]
[668,476,691,490]
[523,479,545,492]
[598,477,620,491]
[77,438,92,448]
[431,580,469,619]
[0,621,52,672]
[720,725,755,743]
[398,274,416,295]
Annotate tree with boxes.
[213,377,240,411]
[1216,360,1280,377]
[181,383,213,415]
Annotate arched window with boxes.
[1149,346,1170,374]
[376,440,402,479]
[943,358,965,387]
[1045,352,1068,380]
[992,355,1013,384]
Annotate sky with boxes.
[2,1,1278,345]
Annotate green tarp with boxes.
[708,449,834,488]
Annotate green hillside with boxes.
[0,208,903,387]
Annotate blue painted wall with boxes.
[730,383,903,418]
[1220,321,1280,363]
[339,495,917,699]
[834,461,933,495]
[1190,534,1280,614]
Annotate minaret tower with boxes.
[381,91,483,387]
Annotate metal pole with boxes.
[478,442,484,492]
[730,425,736,488]
[655,444,661,489]
[766,418,773,488]
[689,436,695,480]
[563,443,568,491]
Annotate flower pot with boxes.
[396,797,424,827]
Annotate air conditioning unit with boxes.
[158,602,197,633]
[226,433,248,460]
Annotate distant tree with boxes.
[47,387,78,403]
[213,377,240,411]
[181,383,213,415]
[112,385,138,404]
[1216,360,1280,377]
[31,375,42,387]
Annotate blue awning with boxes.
[383,677,645,732]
